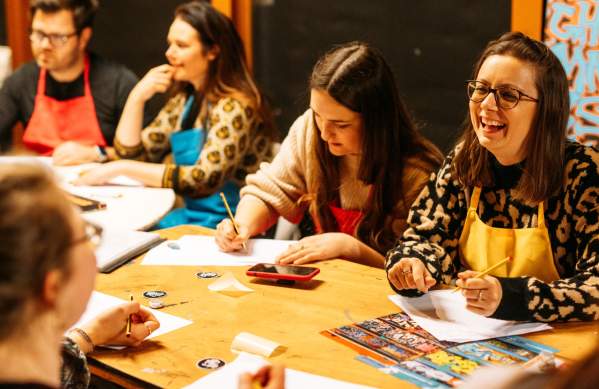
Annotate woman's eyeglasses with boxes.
[466,80,538,109]
[71,221,103,249]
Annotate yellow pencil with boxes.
[220,192,247,251]
[452,256,512,292]
[126,294,133,337]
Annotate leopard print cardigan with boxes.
[115,93,273,197]
[386,141,599,322]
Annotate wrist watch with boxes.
[96,146,108,163]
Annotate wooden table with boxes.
[89,225,599,388]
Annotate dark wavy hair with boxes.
[452,32,569,203]
[30,0,99,32]
[172,0,276,140]
[0,164,73,340]
[307,41,442,253]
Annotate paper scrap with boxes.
[208,271,254,297]
[182,352,376,389]
[141,235,296,266]
[389,290,552,343]
[231,332,281,357]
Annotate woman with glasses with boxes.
[386,32,599,322]
[0,164,159,388]
[215,42,443,268]
[75,1,276,230]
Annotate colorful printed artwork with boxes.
[545,0,599,146]
[323,312,559,388]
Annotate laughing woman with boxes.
[76,1,276,229]
[386,32,599,322]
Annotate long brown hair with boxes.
[0,164,73,340]
[453,32,569,203]
[172,1,276,139]
[307,42,442,253]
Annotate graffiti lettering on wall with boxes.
[545,0,598,146]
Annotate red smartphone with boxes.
[246,263,320,281]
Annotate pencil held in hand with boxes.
[453,256,512,292]
[126,294,133,337]
[219,192,247,251]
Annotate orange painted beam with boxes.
[5,0,33,69]
[511,0,544,40]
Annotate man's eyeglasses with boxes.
[71,221,103,249]
[466,80,538,110]
[30,30,78,47]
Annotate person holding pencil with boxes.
[386,32,599,322]
[0,164,160,388]
[74,1,276,229]
[215,41,443,268]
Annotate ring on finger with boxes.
[478,290,484,300]
[402,269,411,275]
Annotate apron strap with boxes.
[538,201,546,228]
[469,186,482,211]
[82,54,92,97]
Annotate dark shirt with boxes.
[0,52,139,151]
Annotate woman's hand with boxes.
[73,160,126,186]
[387,258,436,293]
[276,232,358,265]
[215,218,251,252]
[456,271,503,316]
[238,364,285,389]
[78,302,160,350]
[52,141,100,166]
[130,64,174,103]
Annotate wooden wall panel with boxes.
[511,0,544,39]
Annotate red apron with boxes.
[328,201,365,235]
[22,55,106,155]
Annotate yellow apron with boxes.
[458,186,560,283]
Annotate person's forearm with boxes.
[346,239,386,268]
[235,195,279,237]
[114,160,165,187]
[115,92,146,146]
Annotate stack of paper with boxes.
[95,227,163,272]
[184,352,375,389]
[389,290,552,343]
[141,235,296,266]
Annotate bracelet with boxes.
[70,327,95,352]
[96,146,108,163]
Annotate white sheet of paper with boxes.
[389,290,552,343]
[74,291,192,341]
[208,272,254,297]
[141,235,296,266]
[183,352,376,389]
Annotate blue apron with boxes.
[156,95,240,229]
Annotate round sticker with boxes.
[143,290,167,299]
[197,358,226,370]
[196,271,221,279]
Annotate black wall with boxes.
[253,0,511,152]
[0,3,6,45]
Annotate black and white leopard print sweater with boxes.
[386,141,599,322]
